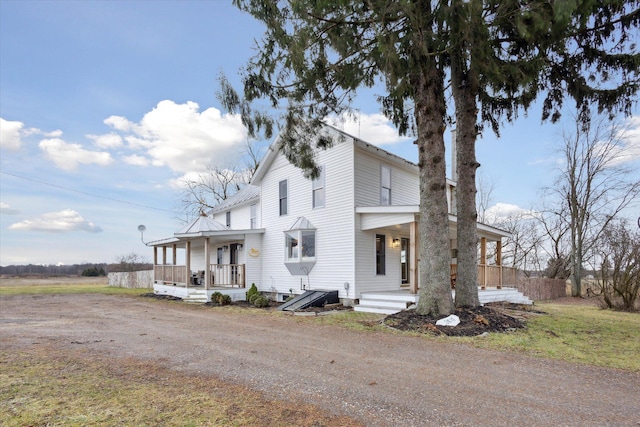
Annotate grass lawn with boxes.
[302,302,640,372]
[461,302,640,371]
[0,346,361,427]
[0,277,148,297]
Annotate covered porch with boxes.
[357,206,516,293]
[147,215,264,302]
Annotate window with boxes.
[279,180,288,216]
[250,204,257,229]
[376,234,386,275]
[226,211,231,227]
[312,166,325,208]
[217,247,224,265]
[285,229,316,262]
[381,165,391,206]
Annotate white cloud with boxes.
[105,100,247,174]
[615,115,640,164]
[9,209,103,233]
[103,115,133,132]
[123,154,150,166]
[484,203,536,223]
[87,132,123,149]
[0,202,20,215]
[0,118,24,150]
[39,138,113,171]
[327,112,412,146]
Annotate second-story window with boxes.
[279,180,288,216]
[250,203,257,229]
[381,165,391,206]
[226,211,231,227]
[312,166,325,209]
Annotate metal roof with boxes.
[208,184,260,215]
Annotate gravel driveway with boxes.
[1,293,639,426]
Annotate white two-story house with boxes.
[149,126,522,312]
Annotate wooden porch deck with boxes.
[153,264,245,288]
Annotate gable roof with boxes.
[251,123,455,185]
[177,215,230,234]
[208,184,260,215]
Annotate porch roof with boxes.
[355,206,511,241]
[148,228,265,247]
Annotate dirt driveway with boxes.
[1,293,638,426]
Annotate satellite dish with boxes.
[138,224,147,245]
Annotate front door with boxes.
[230,243,239,285]
[401,238,409,284]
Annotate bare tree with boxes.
[178,139,265,219]
[594,219,640,311]
[547,113,640,296]
[492,211,545,276]
[476,173,495,225]
[536,196,572,279]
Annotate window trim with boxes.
[381,165,391,206]
[250,203,257,229]
[312,165,325,209]
[279,180,288,216]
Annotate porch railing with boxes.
[209,264,245,288]
[154,265,187,285]
[450,264,518,289]
[153,264,245,288]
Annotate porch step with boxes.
[182,289,208,304]
[354,287,532,315]
[354,295,413,315]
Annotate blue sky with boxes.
[1,1,638,266]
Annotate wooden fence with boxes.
[108,270,153,289]
[514,277,567,301]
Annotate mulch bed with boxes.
[383,304,534,336]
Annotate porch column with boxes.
[410,220,419,294]
[204,237,211,289]
[162,246,167,265]
[185,241,191,288]
[496,240,502,289]
[172,244,177,265]
[153,247,158,284]
[480,237,487,290]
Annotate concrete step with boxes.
[353,305,400,315]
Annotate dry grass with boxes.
[0,276,147,297]
[454,302,640,371]
[0,343,362,427]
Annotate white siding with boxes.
[257,137,356,299]
[243,233,262,289]
[353,224,405,295]
[354,148,419,207]
[211,202,259,230]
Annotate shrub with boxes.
[249,292,261,305]
[253,296,270,308]
[218,294,232,305]
[246,283,259,302]
[210,292,223,304]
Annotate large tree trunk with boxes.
[451,53,481,308]
[414,63,454,316]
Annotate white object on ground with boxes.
[436,314,460,327]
